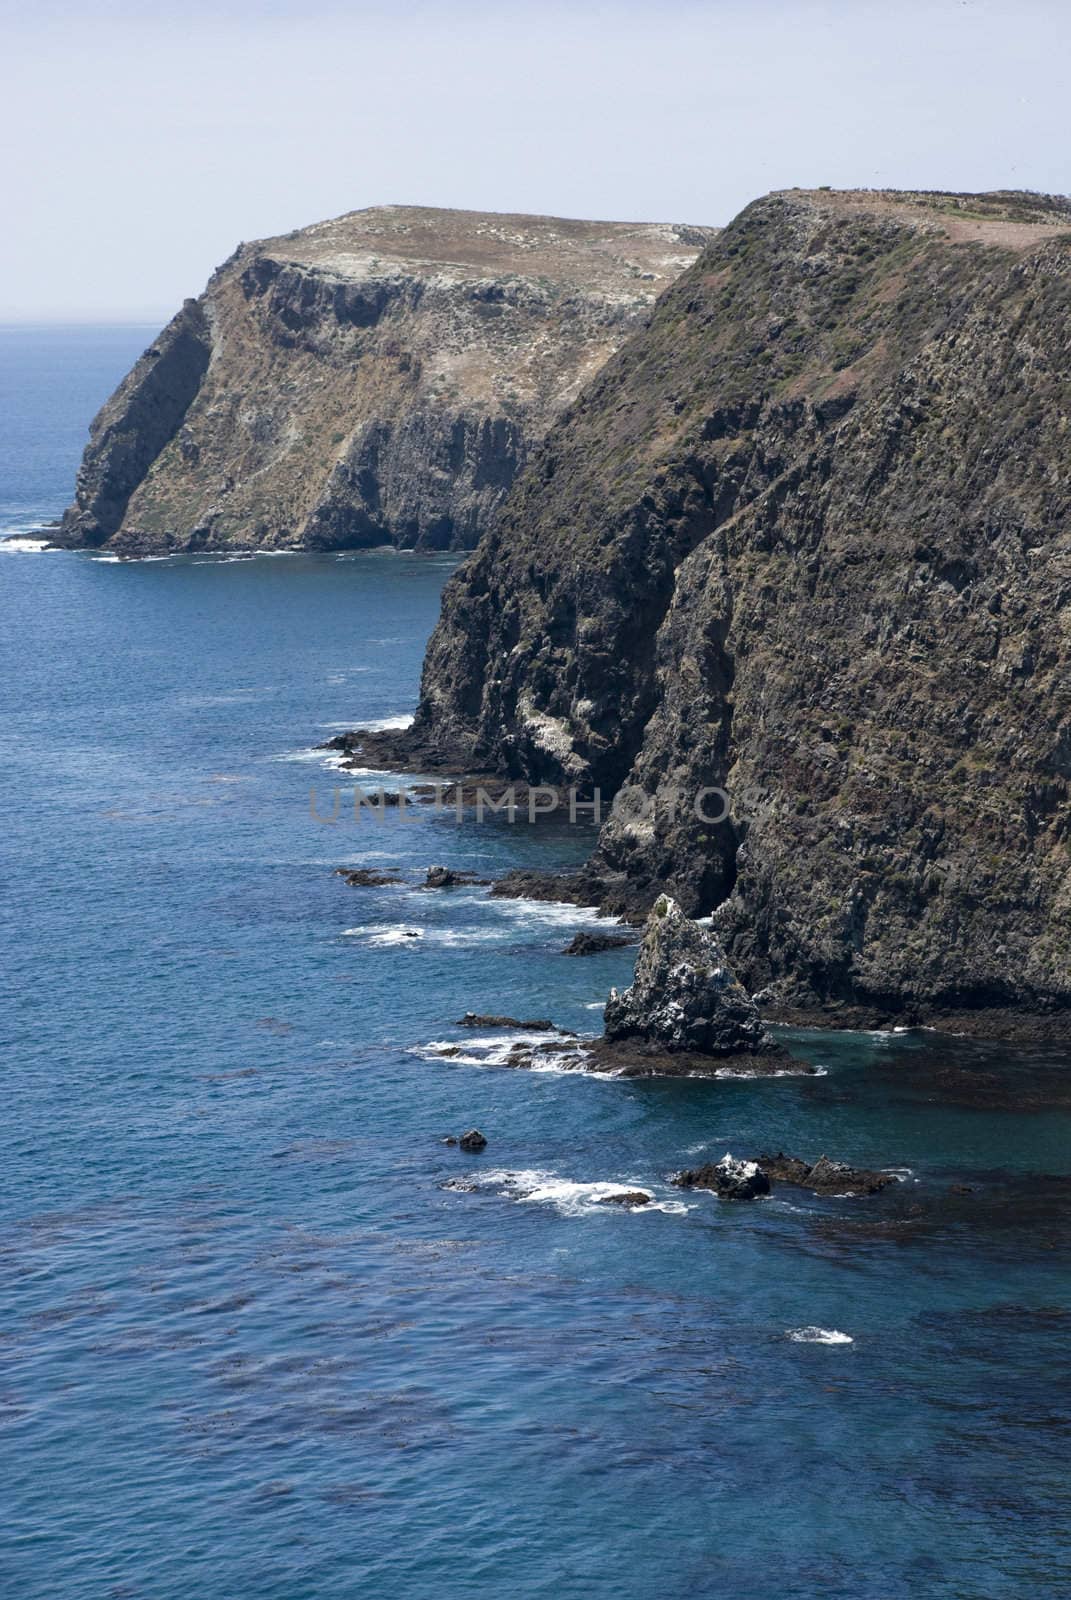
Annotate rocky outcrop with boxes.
[423,865,488,888]
[673,1155,772,1201]
[674,1150,892,1199]
[55,207,713,554]
[561,931,635,955]
[759,1152,892,1196]
[335,866,403,887]
[455,1012,571,1033]
[395,188,1071,1038]
[603,896,785,1058]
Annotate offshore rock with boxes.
[673,1155,772,1201]
[335,866,403,887]
[423,865,490,888]
[562,931,636,955]
[55,207,713,554]
[455,1012,576,1034]
[674,1151,891,1199]
[603,896,784,1058]
[759,1152,892,1196]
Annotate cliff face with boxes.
[57,207,713,554]
[409,189,1071,1032]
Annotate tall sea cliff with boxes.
[386,188,1071,1038]
[55,206,712,555]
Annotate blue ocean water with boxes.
[1,327,1070,1600]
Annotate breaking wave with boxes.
[787,1326,854,1345]
[446,1167,689,1217]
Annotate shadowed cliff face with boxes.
[60,301,212,546]
[409,189,1071,1031]
[56,206,714,553]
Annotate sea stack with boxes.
[601,896,787,1063]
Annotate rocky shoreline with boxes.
[327,733,1069,1043]
[332,190,1071,1047]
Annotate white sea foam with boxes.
[0,535,59,553]
[343,918,509,950]
[269,747,355,771]
[423,928,505,947]
[341,765,424,785]
[487,896,617,931]
[712,1063,828,1079]
[787,1326,854,1345]
[420,1029,571,1056]
[460,1167,687,1217]
[342,925,422,946]
[414,1032,599,1075]
[356,713,415,731]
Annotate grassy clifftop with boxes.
[57,206,714,555]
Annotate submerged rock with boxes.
[335,866,403,887]
[423,865,489,888]
[455,1012,570,1033]
[458,1129,488,1153]
[673,1155,772,1201]
[602,896,786,1060]
[759,1152,892,1196]
[562,931,636,956]
[585,1038,813,1078]
[595,1190,652,1208]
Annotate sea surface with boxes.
[1,326,1069,1599]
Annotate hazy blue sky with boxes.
[2,0,1069,319]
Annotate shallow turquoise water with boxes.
[1,329,1069,1599]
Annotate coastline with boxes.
[326,723,1071,1047]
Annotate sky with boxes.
[2,0,1069,320]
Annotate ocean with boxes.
[1,325,1069,1599]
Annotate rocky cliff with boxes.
[55,207,713,554]
[399,189,1071,1037]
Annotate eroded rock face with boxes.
[55,207,713,554]
[404,188,1071,1036]
[603,895,780,1056]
